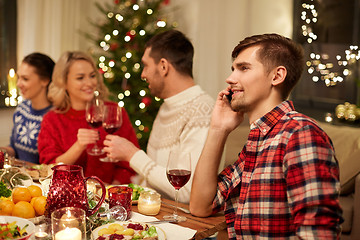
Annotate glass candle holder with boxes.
[51,207,86,240]
[108,186,133,220]
[137,191,161,216]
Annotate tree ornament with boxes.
[90,0,174,149]
[141,96,152,107]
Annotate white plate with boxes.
[91,221,166,240]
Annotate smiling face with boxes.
[226,45,274,115]
[17,63,49,100]
[66,60,98,110]
[141,48,165,98]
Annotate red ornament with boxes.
[144,126,149,133]
[114,0,120,4]
[163,0,170,5]
[126,31,136,41]
[110,43,119,51]
[141,97,152,107]
[98,68,105,74]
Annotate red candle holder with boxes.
[108,186,133,220]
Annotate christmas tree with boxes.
[89,0,175,149]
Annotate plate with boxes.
[0,216,35,240]
[91,221,166,240]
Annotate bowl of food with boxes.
[0,216,35,240]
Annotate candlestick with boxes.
[54,227,81,240]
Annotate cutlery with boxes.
[144,219,178,224]
[161,201,191,214]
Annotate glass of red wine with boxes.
[163,150,191,222]
[85,95,104,156]
[100,104,122,162]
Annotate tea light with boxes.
[325,112,333,123]
[34,231,50,240]
[137,191,161,215]
[54,227,81,240]
[51,207,86,240]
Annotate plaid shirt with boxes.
[213,101,342,239]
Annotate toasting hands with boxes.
[103,135,139,162]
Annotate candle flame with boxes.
[9,68,15,78]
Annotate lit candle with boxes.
[54,227,81,240]
[7,68,17,96]
[34,231,49,240]
[137,191,161,215]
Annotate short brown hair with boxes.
[232,33,304,100]
[145,30,194,78]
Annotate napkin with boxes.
[130,212,197,240]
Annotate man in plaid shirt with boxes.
[190,33,343,239]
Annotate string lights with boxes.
[92,0,174,148]
[301,0,360,87]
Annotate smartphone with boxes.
[226,90,233,102]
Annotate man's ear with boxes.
[159,58,169,77]
[271,66,287,86]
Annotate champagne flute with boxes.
[163,150,191,222]
[100,104,122,162]
[85,95,104,156]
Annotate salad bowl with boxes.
[0,216,35,240]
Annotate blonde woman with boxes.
[38,51,138,184]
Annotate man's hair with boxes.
[145,30,194,78]
[232,33,304,100]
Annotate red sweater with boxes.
[38,102,139,184]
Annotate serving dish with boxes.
[91,221,166,240]
[0,216,35,240]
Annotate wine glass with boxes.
[163,150,191,222]
[100,104,122,162]
[86,95,104,156]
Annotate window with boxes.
[0,0,17,108]
[292,0,360,117]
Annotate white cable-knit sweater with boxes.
[130,85,215,203]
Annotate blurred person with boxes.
[190,33,343,239]
[103,30,215,203]
[0,53,54,163]
[38,51,138,184]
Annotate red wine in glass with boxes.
[86,96,104,156]
[103,125,120,134]
[88,120,102,129]
[167,169,191,190]
[163,151,191,222]
[100,104,122,162]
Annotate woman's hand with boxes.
[77,128,99,150]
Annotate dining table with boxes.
[4,158,228,239]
